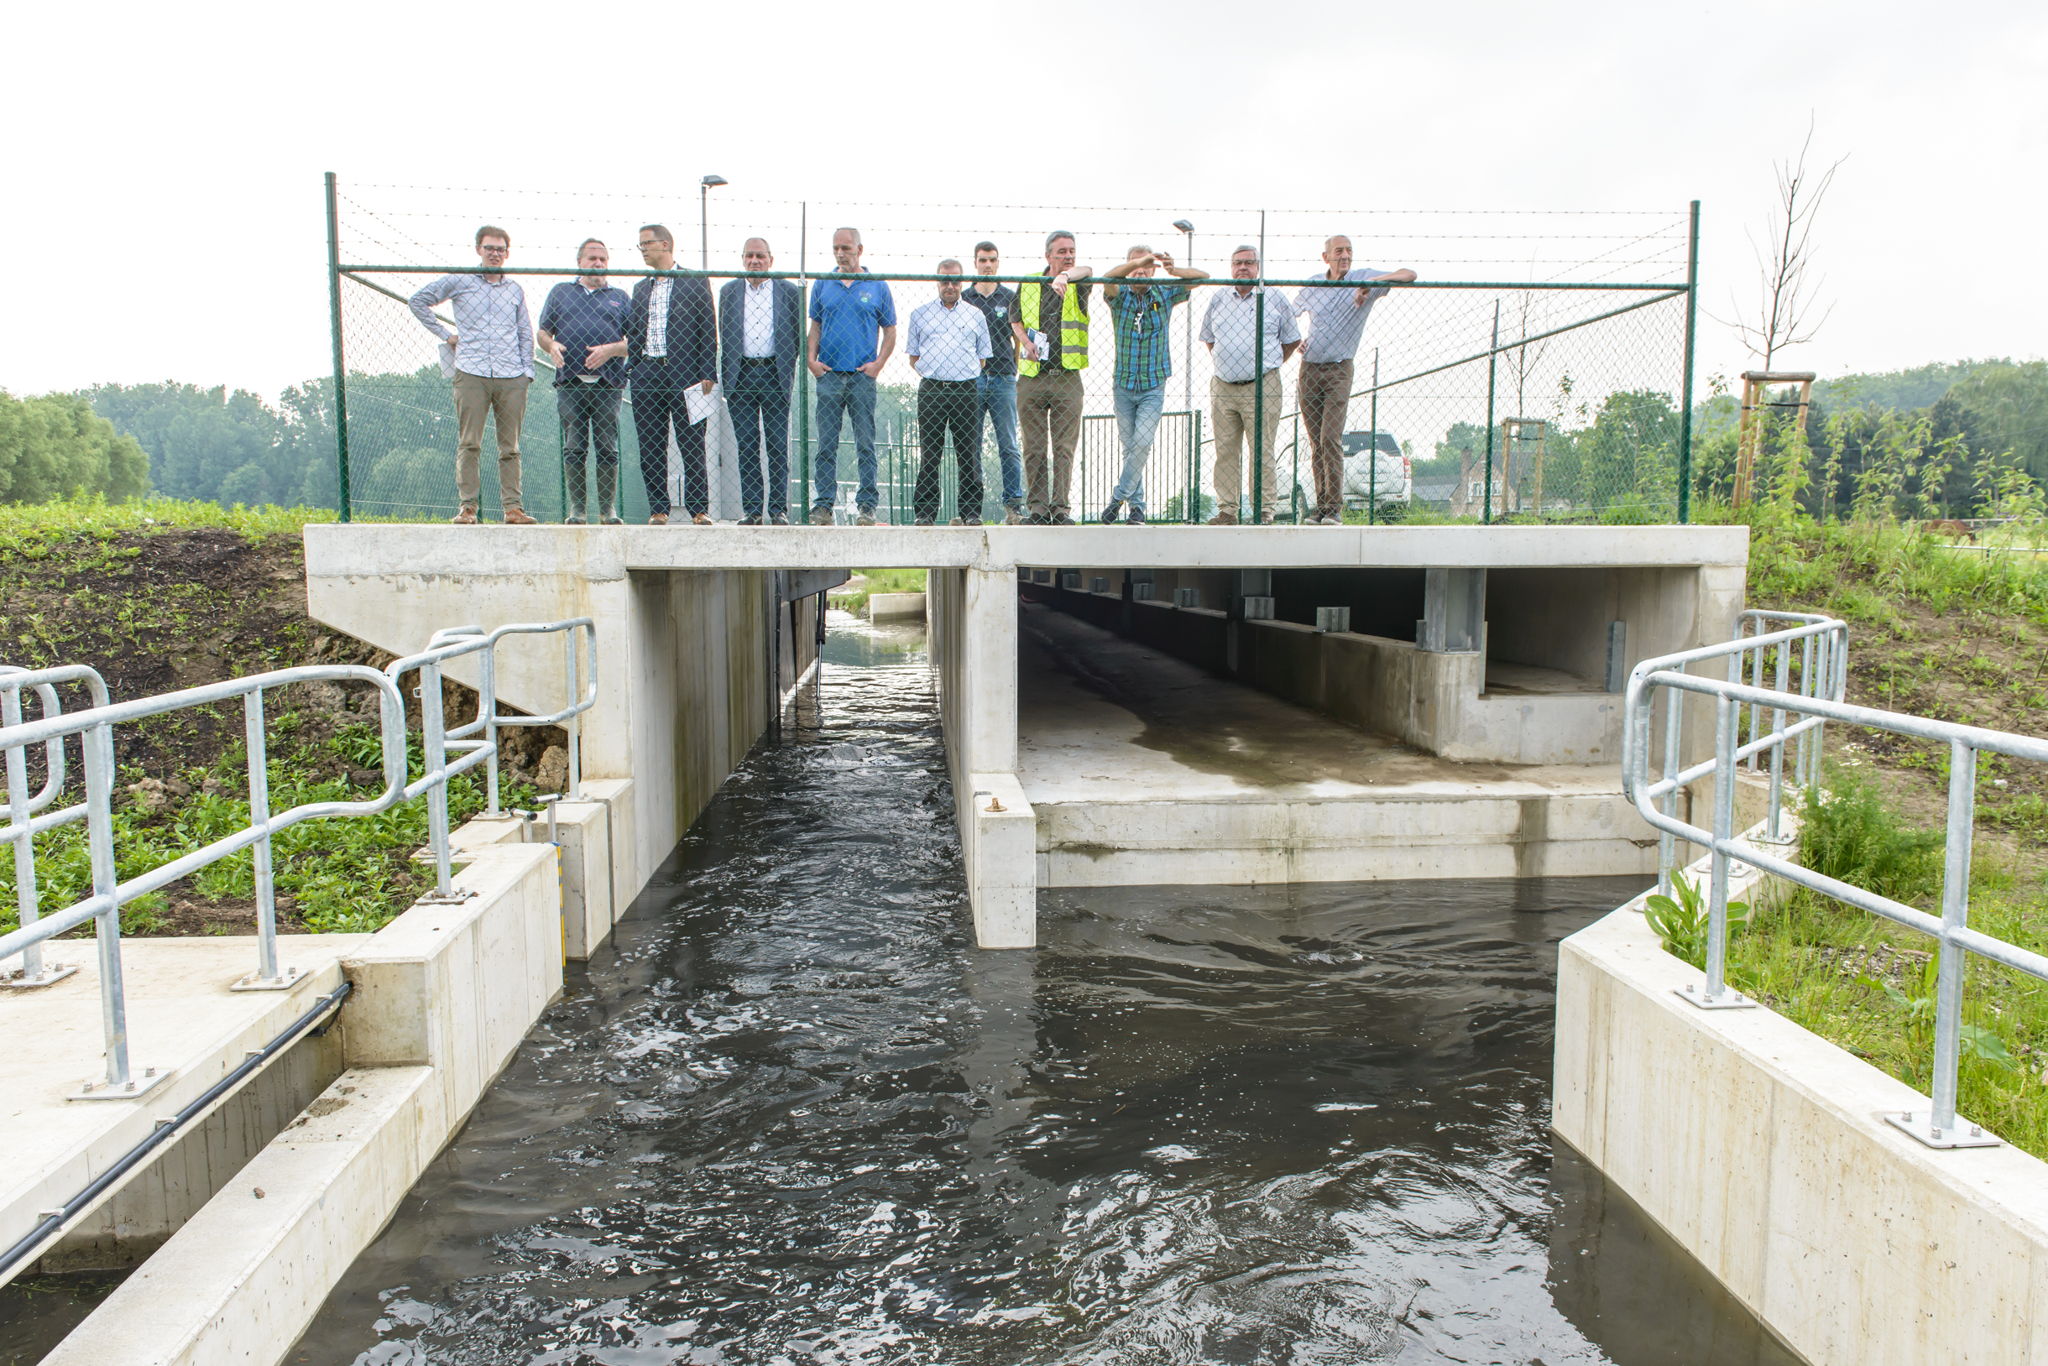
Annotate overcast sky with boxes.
[7,0,2042,403]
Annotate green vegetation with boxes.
[1710,771,2048,1158]
[830,567,928,615]
[0,391,149,504]
[0,717,533,939]
[0,495,330,553]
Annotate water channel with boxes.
[5,611,1798,1364]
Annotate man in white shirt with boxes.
[408,224,538,525]
[904,260,994,525]
[1198,246,1301,524]
[1294,235,1417,524]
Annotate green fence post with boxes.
[1253,284,1266,525]
[1678,199,1701,525]
[1484,301,1499,524]
[798,203,812,518]
[1369,348,1379,526]
[324,172,352,523]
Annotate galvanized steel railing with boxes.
[0,617,596,1098]
[1623,609,2048,1150]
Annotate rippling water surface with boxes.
[290,618,1795,1366]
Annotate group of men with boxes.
[408,223,1412,527]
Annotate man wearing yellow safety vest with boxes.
[1015,230,1096,524]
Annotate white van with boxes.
[1340,431,1411,507]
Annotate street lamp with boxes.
[699,175,728,270]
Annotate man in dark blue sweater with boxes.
[537,239,631,523]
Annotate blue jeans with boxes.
[813,369,878,510]
[1109,383,1166,512]
[976,372,1024,505]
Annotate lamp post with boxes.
[699,175,727,269]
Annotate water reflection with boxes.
[286,633,1796,1366]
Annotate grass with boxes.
[829,567,928,615]
[0,496,332,555]
[1692,768,2048,1159]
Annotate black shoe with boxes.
[564,516,587,525]
[1127,507,1148,525]
[1026,512,1051,525]
[809,504,835,526]
[739,514,763,526]
[770,510,792,526]
[1099,501,1123,524]
[914,516,936,526]
[1050,511,1075,526]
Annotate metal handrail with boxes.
[1,619,597,1096]
[1623,610,2048,1149]
[423,618,597,817]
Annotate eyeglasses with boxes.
[479,244,510,254]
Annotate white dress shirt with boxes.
[905,298,993,381]
[743,280,775,358]
[646,277,673,358]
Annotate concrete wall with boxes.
[305,547,822,908]
[1555,876,2048,1366]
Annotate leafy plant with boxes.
[1857,956,2015,1071]
[1644,872,1749,968]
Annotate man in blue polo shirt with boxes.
[807,227,897,526]
[537,238,630,524]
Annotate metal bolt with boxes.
[124,1081,136,1092]
[1972,1126,1984,1137]
[144,1067,156,1077]
[1932,1126,1945,1139]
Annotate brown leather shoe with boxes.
[692,512,715,526]
[1207,510,1239,526]
[503,508,537,526]
[649,513,669,525]
[451,506,479,525]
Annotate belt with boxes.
[741,355,775,365]
[920,377,976,387]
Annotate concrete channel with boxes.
[11,520,2034,1363]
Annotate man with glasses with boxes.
[1199,245,1301,524]
[408,224,538,525]
[719,238,803,525]
[1293,236,1417,524]
[627,224,718,525]
[962,241,1029,524]
[537,238,630,524]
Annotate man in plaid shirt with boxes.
[1099,246,1208,524]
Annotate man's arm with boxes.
[535,286,565,367]
[1011,318,1035,364]
[1355,267,1417,306]
[1278,305,1303,362]
[408,276,458,342]
[687,278,718,392]
[866,324,898,376]
[515,287,535,374]
[1100,252,1153,301]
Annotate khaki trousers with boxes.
[452,371,530,511]
[1017,367,1083,517]
[1297,359,1354,514]
[1210,371,1283,517]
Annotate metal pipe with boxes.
[1677,199,1701,525]
[244,688,280,984]
[0,981,353,1283]
[1931,740,1976,1134]
[82,716,129,1088]
[1704,693,1739,1001]
[326,172,353,524]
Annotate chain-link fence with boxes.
[326,176,1699,526]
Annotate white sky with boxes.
[6,0,2043,404]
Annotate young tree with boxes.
[1726,118,1848,370]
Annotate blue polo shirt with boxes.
[537,281,630,387]
[808,271,896,372]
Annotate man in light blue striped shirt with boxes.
[409,225,537,524]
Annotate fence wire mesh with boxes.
[327,177,1697,526]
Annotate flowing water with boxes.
[252,614,1790,1365]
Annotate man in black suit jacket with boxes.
[720,237,804,525]
[627,224,718,524]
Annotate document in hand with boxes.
[437,341,457,380]
[684,383,719,427]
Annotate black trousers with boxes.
[557,382,621,518]
[914,378,985,522]
[728,360,792,516]
[630,358,708,516]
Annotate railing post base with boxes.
[71,1066,176,1102]
[1883,1110,2000,1150]
[416,888,479,907]
[1673,982,1758,1011]
[0,962,79,990]
[230,963,309,992]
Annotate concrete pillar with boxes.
[962,567,1018,774]
[1421,567,1486,653]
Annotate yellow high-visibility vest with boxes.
[1016,276,1089,376]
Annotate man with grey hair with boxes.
[1099,244,1208,523]
[1294,235,1417,524]
[1199,244,1301,524]
[904,260,993,524]
[720,237,804,524]
[1015,230,1095,523]
[807,226,896,525]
